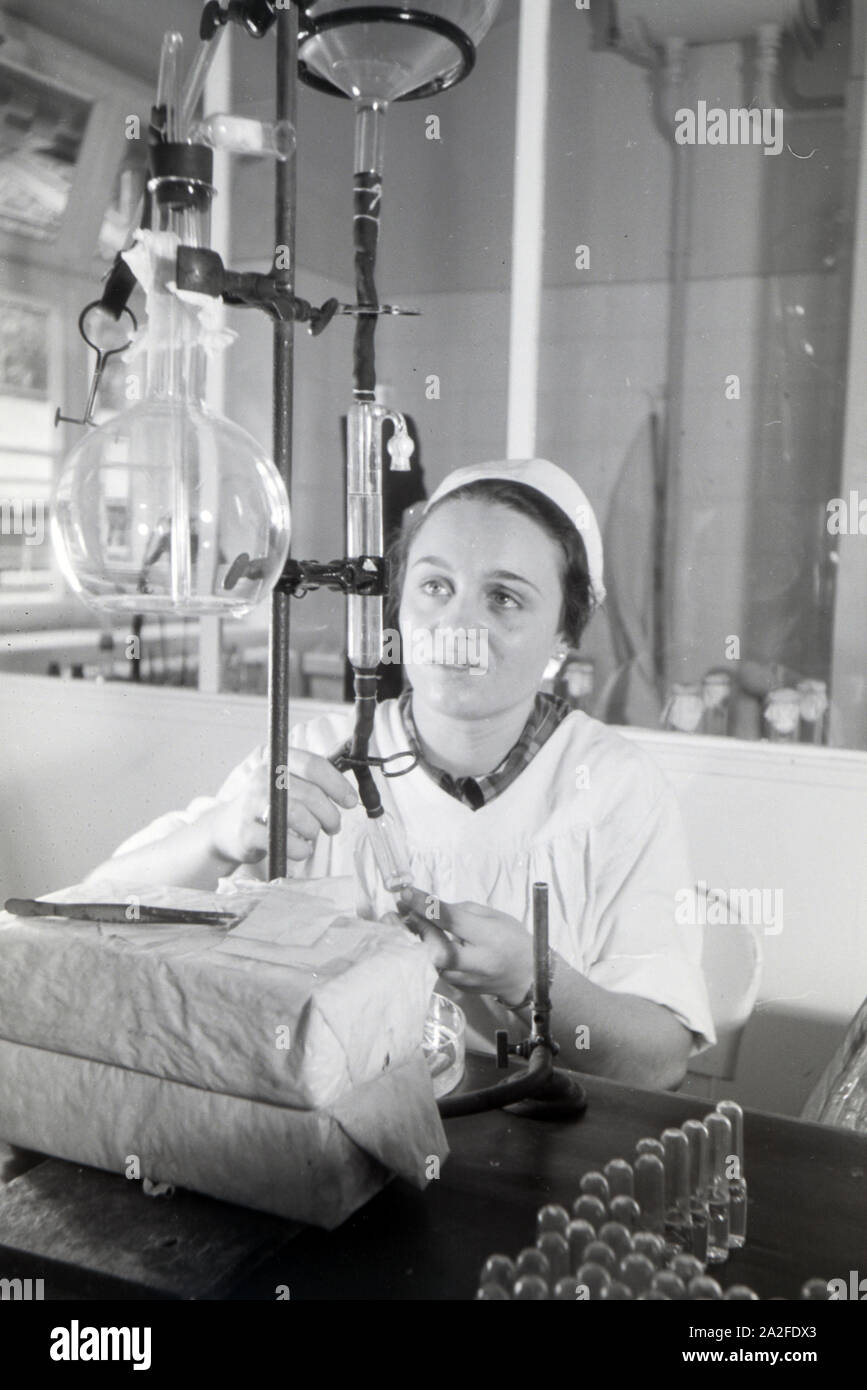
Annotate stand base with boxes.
[503,1068,588,1121]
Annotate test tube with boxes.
[575,1262,610,1300]
[572,1194,607,1232]
[631,1231,666,1269]
[536,1204,570,1239]
[367,813,412,893]
[553,1276,580,1300]
[155,32,184,144]
[618,1253,656,1296]
[609,1195,641,1231]
[606,1281,634,1300]
[725,1285,759,1300]
[688,1275,724,1300]
[681,1118,711,1264]
[716,1099,747,1248]
[566,1219,596,1273]
[604,1158,635,1198]
[479,1254,515,1293]
[579,1171,611,1205]
[661,1128,694,1255]
[515,1247,551,1284]
[651,1271,688,1300]
[536,1231,570,1283]
[634,1153,665,1235]
[670,1253,705,1285]
[800,1278,832,1300]
[704,1112,732,1265]
[180,22,228,132]
[513,1275,549,1300]
[476,1283,510,1299]
[597,1222,633,1261]
[636,1137,665,1160]
[346,402,385,671]
[583,1240,618,1275]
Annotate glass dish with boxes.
[423,992,466,1098]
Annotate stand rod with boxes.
[268,3,299,878]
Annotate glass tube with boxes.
[682,1118,711,1264]
[512,1275,548,1300]
[609,1195,641,1230]
[181,24,228,133]
[536,1205,570,1238]
[156,32,184,144]
[636,1137,665,1160]
[705,1113,732,1264]
[618,1254,655,1296]
[354,98,387,174]
[634,1153,665,1235]
[536,1232,569,1283]
[571,1195,606,1232]
[366,813,412,892]
[579,1171,610,1205]
[566,1220,595,1273]
[346,402,384,670]
[598,1222,633,1261]
[193,114,297,161]
[662,1128,693,1254]
[575,1263,610,1300]
[716,1099,747,1249]
[631,1232,666,1268]
[479,1254,514,1292]
[604,1158,635,1198]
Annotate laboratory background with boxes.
[0,0,865,1311]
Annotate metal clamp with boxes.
[276,555,388,598]
[175,245,341,334]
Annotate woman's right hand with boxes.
[208,747,359,866]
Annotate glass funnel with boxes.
[52,156,291,618]
[299,0,502,103]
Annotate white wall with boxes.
[1,673,864,1119]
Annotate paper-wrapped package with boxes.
[0,877,433,1108]
[0,877,448,1227]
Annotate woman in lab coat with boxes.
[88,459,715,1089]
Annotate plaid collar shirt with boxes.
[397,689,573,811]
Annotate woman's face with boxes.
[398,496,566,721]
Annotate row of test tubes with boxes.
[476,1099,749,1300]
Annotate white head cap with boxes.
[424,458,606,606]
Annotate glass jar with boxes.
[798,679,829,745]
[763,687,800,742]
[559,654,594,712]
[662,682,704,734]
[701,669,732,737]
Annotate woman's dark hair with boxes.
[386,479,595,648]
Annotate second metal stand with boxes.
[437,883,587,1121]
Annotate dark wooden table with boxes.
[1,1058,865,1300]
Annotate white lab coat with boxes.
[112,700,716,1058]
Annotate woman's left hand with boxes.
[397,887,534,1004]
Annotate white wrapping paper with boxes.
[0,878,448,1225]
[0,878,436,1109]
[0,1040,446,1228]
